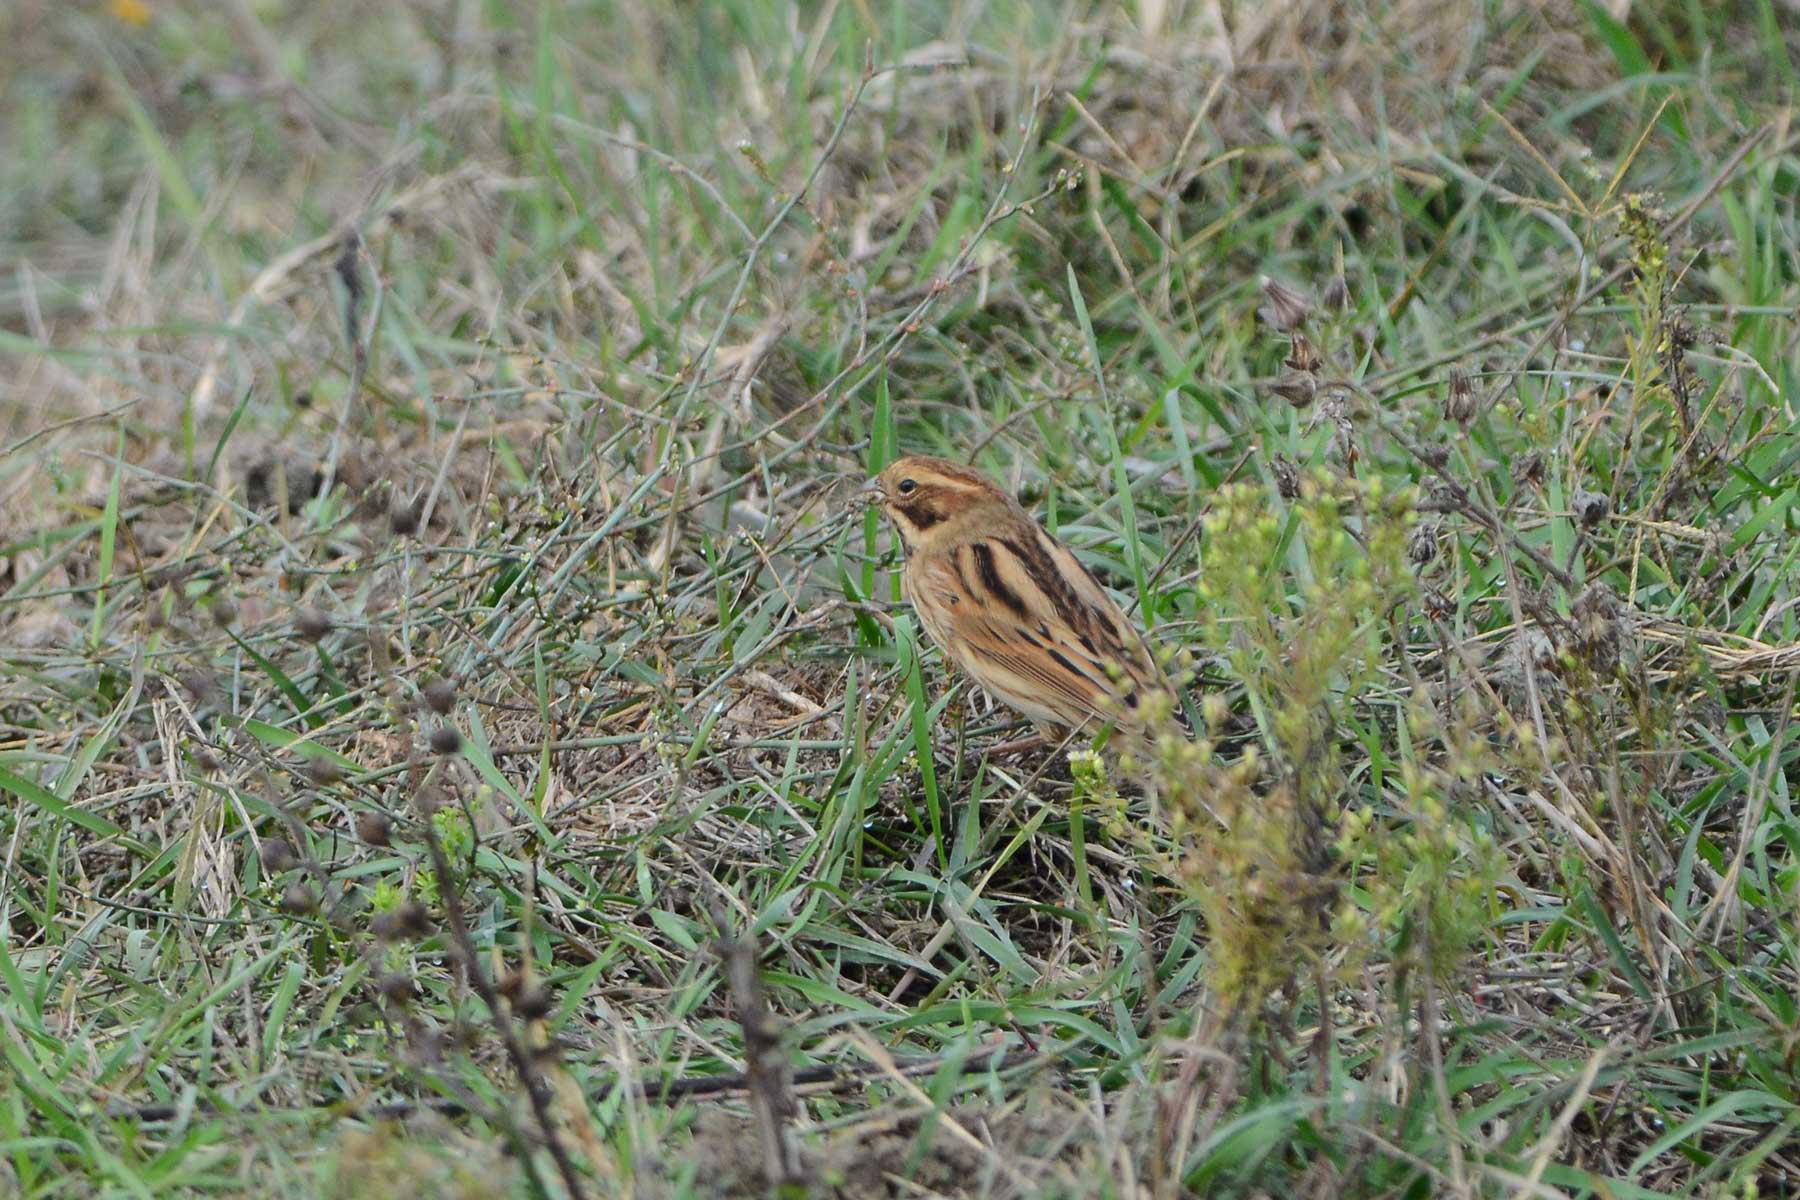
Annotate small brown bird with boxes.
[868,454,1185,754]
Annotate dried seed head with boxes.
[1270,456,1300,500]
[428,724,462,756]
[211,597,238,628]
[1271,371,1317,408]
[1257,276,1311,332]
[1408,522,1439,566]
[1513,451,1545,489]
[1492,630,1562,716]
[280,881,317,915]
[1285,331,1321,373]
[1444,369,1476,425]
[1573,582,1624,671]
[294,607,332,642]
[394,902,434,938]
[422,678,457,715]
[370,900,433,942]
[1421,477,1459,513]
[179,670,217,702]
[259,837,299,872]
[355,811,392,846]
[1574,490,1611,528]
[375,972,416,1004]
[1321,273,1350,312]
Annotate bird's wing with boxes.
[909,538,1158,730]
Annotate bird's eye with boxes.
[897,478,917,495]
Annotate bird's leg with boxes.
[982,733,1050,758]
[981,723,1068,759]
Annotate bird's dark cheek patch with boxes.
[905,503,946,532]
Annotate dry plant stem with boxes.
[880,722,1089,1007]
[0,397,143,460]
[1513,1047,1609,1198]
[1383,420,1575,592]
[317,233,379,503]
[666,49,894,436]
[1155,999,1240,1200]
[712,900,807,1190]
[661,90,1056,508]
[1417,937,1472,1200]
[1472,122,1775,423]
[847,1029,1037,1193]
[417,792,591,1200]
[107,1044,1038,1126]
[636,47,897,559]
[1691,668,1799,943]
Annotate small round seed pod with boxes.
[422,678,457,715]
[1271,371,1317,409]
[303,758,344,787]
[1321,273,1350,312]
[355,811,392,846]
[294,607,333,642]
[370,900,433,942]
[179,671,217,703]
[259,837,299,872]
[428,725,462,756]
[280,881,317,915]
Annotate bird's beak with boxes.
[853,478,884,508]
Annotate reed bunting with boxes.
[868,455,1185,754]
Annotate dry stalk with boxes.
[417,782,592,1200]
[711,898,808,1191]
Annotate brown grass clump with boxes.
[3,1,1799,1196]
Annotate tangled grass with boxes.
[2,1,1798,1196]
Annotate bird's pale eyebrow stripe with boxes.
[970,541,1029,618]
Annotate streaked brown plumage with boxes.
[870,455,1184,752]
